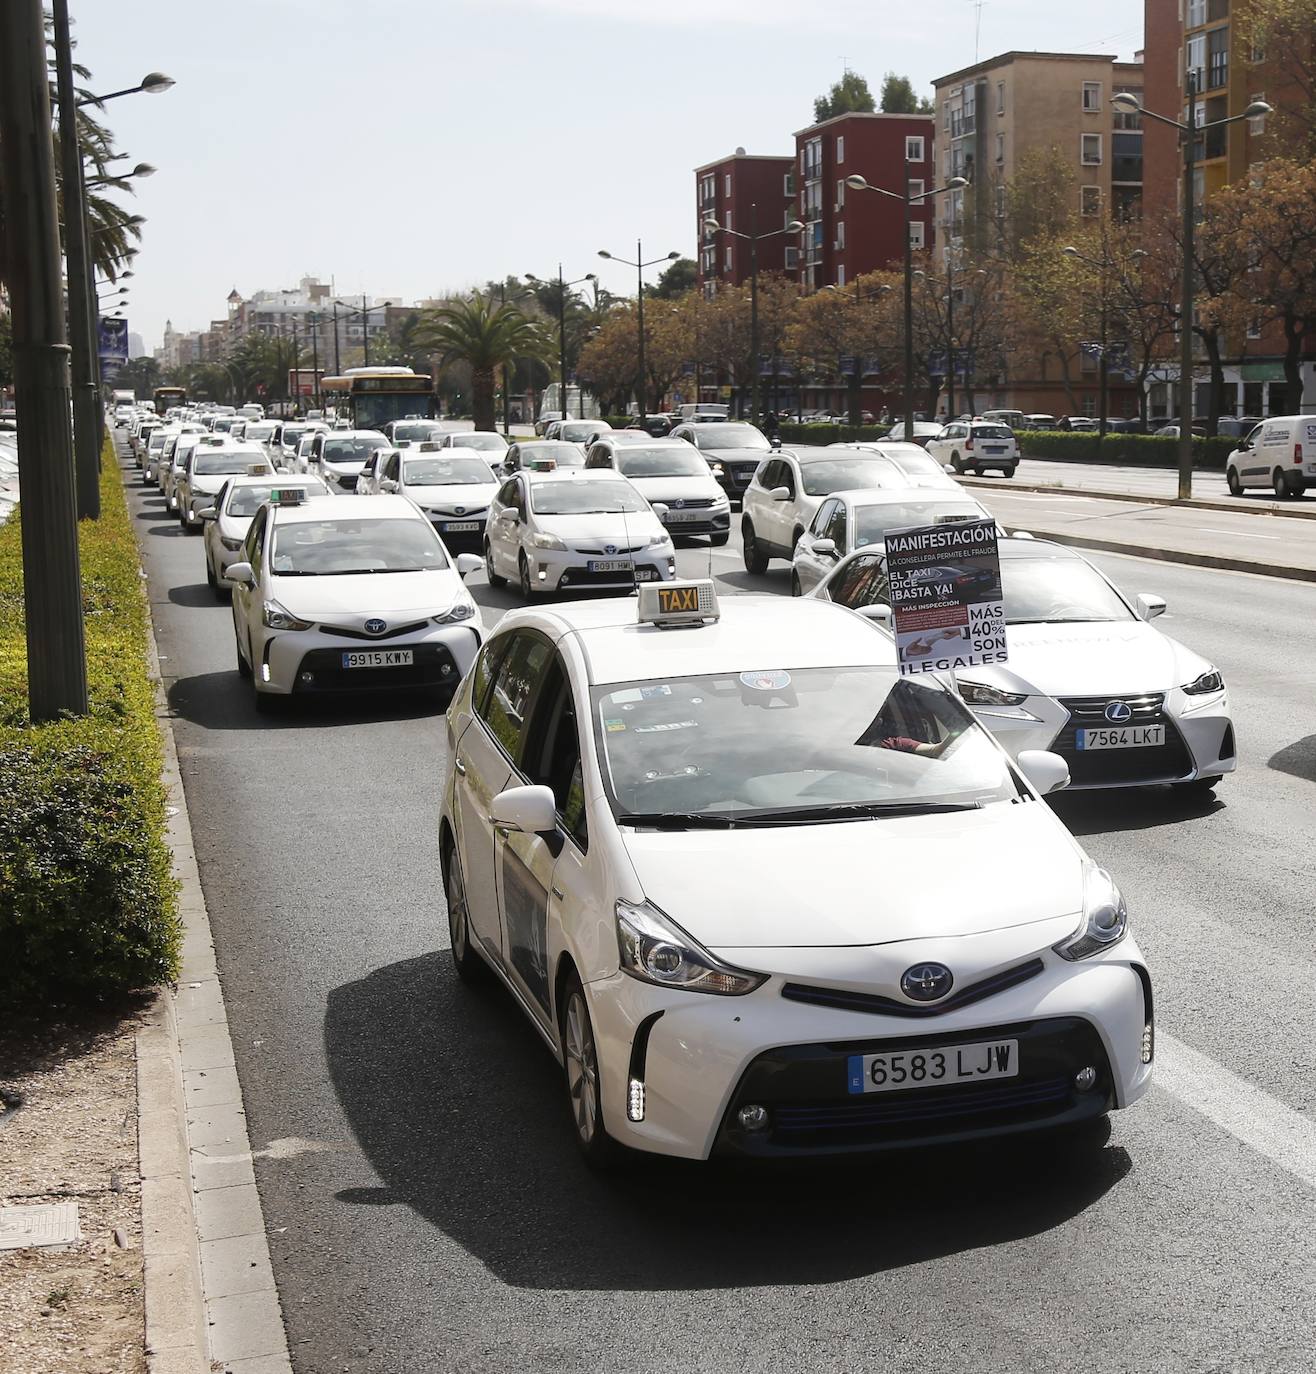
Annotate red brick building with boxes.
[695,151,797,292]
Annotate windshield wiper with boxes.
[741,800,980,824]
[618,811,739,830]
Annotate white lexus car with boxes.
[808,536,1236,793]
[200,472,329,596]
[439,583,1153,1165]
[484,467,676,598]
[223,492,483,710]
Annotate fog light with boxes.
[299,671,314,684]
[1141,1021,1155,1065]
[737,1104,769,1132]
[537,565,547,581]
[1074,1066,1098,1092]
[627,1078,646,1122]
[260,664,271,683]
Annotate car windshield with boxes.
[194,452,268,476]
[800,458,895,496]
[1003,557,1133,624]
[270,517,449,575]
[212,418,238,432]
[404,457,492,485]
[245,424,276,441]
[559,424,604,442]
[530,480,648,515]
[616,448,708,478]
[451,433,508,451]
[226,482,326,517]
[691,424,769,450]
[324,437,386,463]
[973,425,1014,440]
[393,422,443,443]
[521,444,585,467]
[886,450,946,477]
[854,502,985,545]
[282,426,308,446]
[594,668,1016,823]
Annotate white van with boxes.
[1225,414,1316,497]
[677,403,729,423]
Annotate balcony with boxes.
[1207,55,1228,90]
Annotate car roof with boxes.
[272,493,422,524]
[507,594,899,686]
[795,448,894,463]
[600,431,668,445]
[827,486,985,507]
[521,465,627,484]
[225,471,324,488]
[325,429,385,439]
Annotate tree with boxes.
[1238,0,1316,158]
[371,310,434,373]
[576,306,643,415]
[880,72,933,114]
[112,355,160,396]
[651,257,698,300]
[785,280,893,424]
[813,70,876,122]
[418,295,549,431]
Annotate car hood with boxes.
[698,446,771,465]
[269,567,468,619]
[405,482,498,509]
[620,474,725,501]
[968,619,1209,697]
[323,458,370,474]
[621,802,1082,949]
[536,511,666,541]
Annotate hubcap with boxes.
[564,993,598,1144]
[447,854,467,960]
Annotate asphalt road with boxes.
[122,441,1316,1374]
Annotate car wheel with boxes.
[710,532,730,547]
[444,844,486,984]
[235,629,252,679]
[518,552,533,599]
[950,454,964,473]
[1227,467,1243,496]
[742,520,769,574]
[559,971,616,1168]
[790,571,801,597]
[1002,466,1017,479]
[1273,467,1292,498]
[972,466,984,476]
[484,540,506,588]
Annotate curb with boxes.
[130,446,293,1374]
[957,474,1316,521]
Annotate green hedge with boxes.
[778,422,893,447]
[0,437,180,1009]
[1018,431,1235,469]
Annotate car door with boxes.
[379,450,401,494]
[231,505,269,665]
[765,456,800,553]
[795,498,837,590]
[453,630,555,960]
[822,551,890,612]
[488,478,522,576]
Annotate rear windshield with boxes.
[972,425,1014,439]
[323,436,387,463]
[226,482,326,517]
[800,457,897,496]
[689,424,769,450]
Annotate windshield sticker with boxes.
[640,684,672,699]
[609,689,643,703]
[635,720,698,734]
[740,669,792,691]
[603,718,627,733]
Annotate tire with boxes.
[1001,466,1017,479]
[972,466,984,476]
[484,541,506,588]
[235,630,252,680]
[790,571,801,597]
[1273,468,1291,498]
[444,844,487,984]
[1227,467,1243,496]
[559,971,616,1168]
[518,552,533,600]
[950,454,964,473]
[710,532,729,547]
[742,520,769,574]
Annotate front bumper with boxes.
[715,461,764,500]
[660,507,731,537]
[528,547,676,593]
[585,951,1152,1160]
[324,466,364,493]
[252,623,480,696]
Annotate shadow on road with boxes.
[168,583,220,609]
[1268,735,1316,784]
[324,952,1131,1291]
[1051,784,1224,836]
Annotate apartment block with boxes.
[695,151,797,292]
[793,112,936,290]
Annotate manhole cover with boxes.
[0,1202,81,1251]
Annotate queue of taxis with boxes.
[438,580,1154,1166]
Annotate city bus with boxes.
[318,367,434,431]
[153,385,187,414]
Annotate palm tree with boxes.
[419,295,549,430]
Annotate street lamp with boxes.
[702,209,804,423]
[598,243,680,423]
[1062,240,1146,439]
[527,269,597,422]
[844,172,967,438]
[75,71,175,108]
[1111,85,1271,497]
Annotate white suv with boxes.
[925,420,1019,477]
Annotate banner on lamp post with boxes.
[98,316,129,382]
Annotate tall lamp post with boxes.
[1112,84,1270,498]
[702,207,804,422]
[598,243,680,423]
[844,173,966,438]
[527,268,597,422]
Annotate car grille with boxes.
[317,619,429,642]
[1054,693,1193,784]
[663,497,717,510]
[292,641,465,693]
[572,541,649,555]
[781,959,1044,1020]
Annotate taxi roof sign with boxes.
[527,457,557,472]
[637,579,720,628]
[268,487,307,506]
[246,463,271,475]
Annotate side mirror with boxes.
[651,502,669,521]
[770,436,783,450]
[380,479,398,492]
[456,553,482,579]
[809,537,837,557]
[198,506,218,521]
[223,561,254,586]
[1136,593,1167,620]
[769,485,791,501]
[857,602,892,623]
[1018,749,1070,795]
[490,783,558,835]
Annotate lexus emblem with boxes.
[364,618,387,635]
[1104,700,1133,724]
[900,963,954,1003]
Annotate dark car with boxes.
[670,421,773,502]
[627,413,677,437]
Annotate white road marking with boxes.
[1157,1031,1316,1192]
[1191,525,1282,540]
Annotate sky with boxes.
[74,0,1144,354]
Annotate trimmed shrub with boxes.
[1018,431,1235,469]
[0,437,180,1009]
[778,422,893,447]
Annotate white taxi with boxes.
[200,472,329,596]
[176,443,272,532]
[439,582,1153,1164]
[484,467,676,599]
[372,445,501,547]
[223,492,483,710]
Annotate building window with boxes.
[905,136,925,163]
[1113,88,1143,129]
[1246,312,1262,340]
[836,134,845,163]
[909,221,925,249]
[996,81,1005,114]
[837,264,846,287]
[724,246,733,271]
[835,221,846,249]
[835,178,846,209]
[1250,39,1266,62]
[994,183,1006,217]
[1082,81,1102,111]
[1081,185,1102,216]
[908,178,925,199]
[783,172,795,196]
[1081,133,1103,165]
[1207,26,1229,89]
[1186,0,1205,25]
[724,210,732,232]
[724,173,731,196]
[995,132,1004,162]
[784,245,798,269]
[1187,34,1206,86]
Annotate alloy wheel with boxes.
[563,991,599,1146]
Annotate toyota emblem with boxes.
[364,618,387,635]
[900,963,954,1002]
[603,544,618,556]
[1104,700,1133,724]
[454,506,465,515]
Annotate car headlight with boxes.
[261,599,312,631]
[531,532,566,550]
[220,535,244,551]
[646,532,673,548]
[616,899,765,995]
[1182,667,1223,695]
[957,679,1028,707]
[1053,862,1128,961]
[433,602,475,624]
